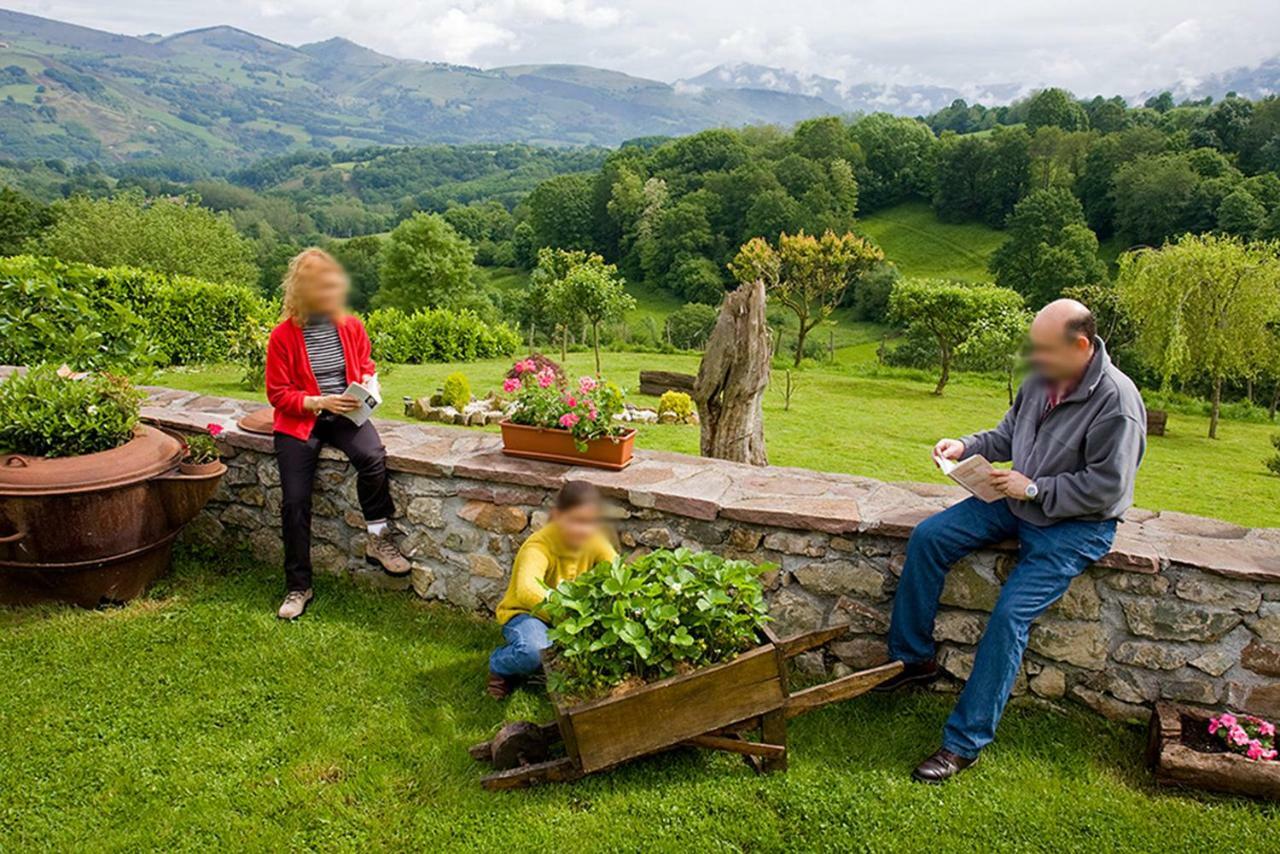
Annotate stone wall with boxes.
[143,386,1280,723]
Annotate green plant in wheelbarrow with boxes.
[541,548,773,701]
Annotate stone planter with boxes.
[1147,703,1280,800]
[0,426,225,607]
[499,420,636,470]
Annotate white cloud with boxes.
[5,0,1279,97]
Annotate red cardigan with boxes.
[265,315,376,440]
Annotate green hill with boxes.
[858,202,1005,282]
[0,9,841,168]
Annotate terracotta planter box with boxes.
[1147,703,1280,800]
[499,420,635,470]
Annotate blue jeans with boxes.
[488,614,550,677]
[888,497,1116,759]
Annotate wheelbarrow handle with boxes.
[767,622,854,659]
[0,525,25,544]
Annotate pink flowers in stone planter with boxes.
[1209,712,1278,762]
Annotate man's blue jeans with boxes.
[888,497,1116,759]
[489,614,550,677]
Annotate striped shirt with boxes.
[302,317,348,396]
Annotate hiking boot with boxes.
[366,530,410,576]
[873,659,940,693]
[278,589,313,620]
[487,672,515,700]
[911,748,979,784]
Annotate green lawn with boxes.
[1,555,1274,851]
[151,352,1280,528]
[858,202,1006,282]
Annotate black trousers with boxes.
[274,416,395,591]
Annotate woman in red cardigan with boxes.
[265,248,409,619]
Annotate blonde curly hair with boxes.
[280,247,347,325]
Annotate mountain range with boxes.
[1,7,1278,170]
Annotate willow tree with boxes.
[729,230,883,366]
[1116,234,1280,438]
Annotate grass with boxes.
[858,202,1006,282]
[1,553,1275,851]
[152,351,1280,528]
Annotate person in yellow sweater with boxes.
[488,481,618,699]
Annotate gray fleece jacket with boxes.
[959,338,1146,526]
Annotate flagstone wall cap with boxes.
[108,381,1280,584]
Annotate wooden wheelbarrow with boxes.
[470,624,903,789]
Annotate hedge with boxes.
[0,255,269,369]
[364,307,521,364]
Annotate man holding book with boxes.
[880,299,1146,783]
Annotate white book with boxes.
[340,380,382,426]
[934,453,1004,503]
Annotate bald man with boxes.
[881,299,1146,783]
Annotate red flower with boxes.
[207,423,224,437]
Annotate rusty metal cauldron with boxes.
[0,425,226,607]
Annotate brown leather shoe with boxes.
[366,530,410,576]
[911,748,979,783]
[277,589,313,620]
[487,672,515,700]
[873,659,940,693]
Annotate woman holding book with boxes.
[265,247,409,620]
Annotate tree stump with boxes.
[693,279,770,466]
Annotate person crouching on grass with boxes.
[488,481,618,699]
[265,247,410,621]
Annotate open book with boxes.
[340,379,382,427]
[934,453,1004,503]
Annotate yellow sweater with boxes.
[495,522,617,625]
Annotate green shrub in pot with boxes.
[0,364,144,458]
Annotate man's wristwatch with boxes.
[1023,481,1040,501]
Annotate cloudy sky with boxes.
[7,0,1279,96]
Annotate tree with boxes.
[377,212,476,310]
[989,188,1107,307]
[0,186,50,255]
[1024,88,1089,133]
[35,190,258,287]
[888,279,1026,395]
[956,307,1034,405]
[551,260,635,374]
[849,114,936,211]
[1217,189,1267,239]
[1111,154,1200,246]
[730,230,884,366]
[526,174,595,252]
[329,235,383,311]
[1117,234,1280,437]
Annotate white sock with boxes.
[367,520,389,536]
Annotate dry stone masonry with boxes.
[141,386,1280,723]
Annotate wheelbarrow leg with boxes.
[481,756,583,790]
[760,709,788,773]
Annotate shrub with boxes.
[1267,435,1280,477]
[442,372,471,411]
[658,390,695,420]
[0,255,269,369]
[362,307,520,364]
[542,549,773,700]
[227,316,269,391]
[0,365,144,458]
[664,302,718,350]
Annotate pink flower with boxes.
[1230,725,1251,746]
[588,406,598,420]
[537,368,556,388]
[1264,749,1278,762]
[1246,740,1266,761]
[502,377,520,393]
[207,423,224,437]
[559,413,580,429]
[1208,717,1222,735]
[564,395,578,408]
[578,376,597,393]
[513,358,537,375]
[1259,721,1276,737]
[1219,713,1238,730]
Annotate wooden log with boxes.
[784,661,905,719]
[1148,703,1280,800]
[1146,408,1168,437]
[639,370,696,397]
[693,279,770,466]
[683,734,786,759]
[481,757,583,790]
